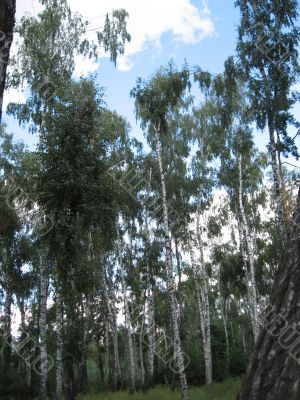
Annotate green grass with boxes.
[81,378,241,400]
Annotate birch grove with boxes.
[1,0,300,398]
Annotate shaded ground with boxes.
[81,378,241,400]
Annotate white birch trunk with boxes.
[139,317,145,388]
[3,285,12,365]
[147,282,155,385]
[2,246,12,373]
[143,208,155,386]
[154,125,189,400]
[268,122,287,244]
[221,299,230,373]
[104,265,121,389]
[118,239,136,392]
[196,213,212,386]
[238,155,259,342]
[189,242,212,386]
[39,250,48,400]
[55,292,63,400]
[124,290,136,392]
[108,299,121,389]
[104,325,110,387]
[17,295,32,389]
[236,211,250,285]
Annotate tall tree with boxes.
[194,58,268,342]
[235,0,300,245]
[6,1,131,397]
[34,79,129,400]
[0,127,39,397]
[131,64,190,400]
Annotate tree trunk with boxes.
[108,297,121,390]
[222,299,230,375]
[104,263,121,390]
[154,125,189,400]
[124,288,136,392]
[55,293,63,400]
[238,155,259,341]
[237,187,300,400]
[175,238,182,286]
[63,209,77,400]
[139,317,145,388]
[276,132,291,228]
[143,212,155,388]
[147,281,155,387]
[268,120,287,245]
[77,296,91,395]
[218,270,230,375]
[104,324,110,388]
[2,245,12,382]
[0,0,16,122]
[17,295,32,393]
[117,237,136,392]
[190,211,213,386]
[197,213,212,386]
[3,285,12,378]
[189,244,212,386]
[39,250,48,400]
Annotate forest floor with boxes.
[81,377,241,400]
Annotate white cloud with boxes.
[70,0,215,71]
[73,54,99,78]
[17,0,215,72]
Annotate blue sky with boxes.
[3,0,299,164]
[97,1,239,148]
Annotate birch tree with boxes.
[131,64,190,400]
[237,154,259,341]
[236,0,300,245]
[194,58,267,343]
[102,259,121,390]
[188,227,212,386]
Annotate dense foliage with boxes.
[0,1,299,400]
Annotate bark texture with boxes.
[238,155,259,341]
[0,0,16,122]
[39,250,48,400]
[124,290,136,392]
[143,212,155,387]
[189,239,212,386]
[139,316,145,388]
[104,273,121,390]
[195,212,212,386]
[118,238,136,393]
[55,293,63,400]
[3,284,12,378]
[17,295,32,392]
[147,277,155,386]
[63,209,77,400]
[237,187,300,400]
[268,122,287,245]
[154,125,189,400]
